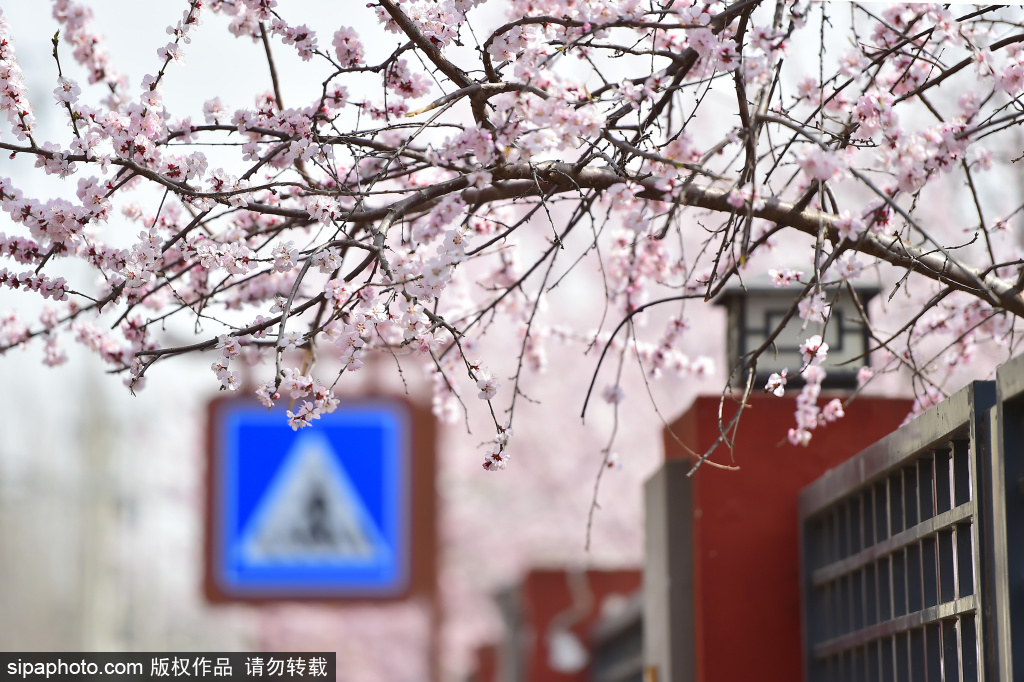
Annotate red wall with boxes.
[520,569,641,682]
[470,645,498,682]
[665,394,912,682]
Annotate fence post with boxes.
[643,460,696,682]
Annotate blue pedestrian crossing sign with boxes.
[206,399,412,599]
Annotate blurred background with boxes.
[0,7,717,678]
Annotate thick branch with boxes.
[377,0,474,89]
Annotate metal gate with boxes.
[799,354,1024,681]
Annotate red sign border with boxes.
[203,393,437,604]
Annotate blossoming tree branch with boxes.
[1,0,1022,468]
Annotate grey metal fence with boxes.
[798,353,1024,681]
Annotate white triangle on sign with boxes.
[238,432,391,566]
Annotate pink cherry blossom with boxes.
[0,9,1023,667]
[800,335,829,367]
[765,370,788,397]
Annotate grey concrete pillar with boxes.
[643,460,696,682]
